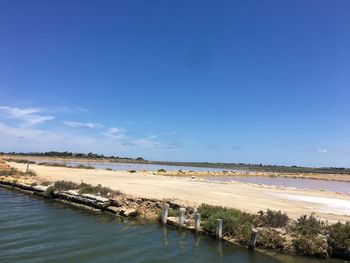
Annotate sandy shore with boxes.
[8,162,350,222]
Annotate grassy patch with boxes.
[198,204,254,244]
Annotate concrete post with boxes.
[161,204,169,224]
[26,162,29,173]
[216,219,223,239]
[249,228,258,248]
[195,213,201,231]
[179,207,186,227]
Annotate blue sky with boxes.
[0,0,349,167]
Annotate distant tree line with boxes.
[0,151,146,162]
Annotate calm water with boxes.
[209,176,350,194]
[0,189,340,263]
[35,160,243,172]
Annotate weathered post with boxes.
[195,213,201,231]
[216,219,223,239]
[26,162,29,173]
[249,228,258,248]
[161,204,169,224]
[179,207,186,227]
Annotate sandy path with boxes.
[9,162,350,222]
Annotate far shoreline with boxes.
[3,154,350,183]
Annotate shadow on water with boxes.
[0,188,343,263]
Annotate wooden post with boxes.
[179,207,186,227]
[161,204,169,224]
[195,213,201,231]
[249,228,258,248]
[216,219,223,239]
[26,162,29,173]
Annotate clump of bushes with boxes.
[38,162,95,169]
[292,235,329,258]
[75,164,95,169]
[328,222,350,260]
[256,228,286,251]
[38,162,67,167]
[157,169,166,173]
[78,183,121,197]
[256,209,290,228]
[0,168,19,176]
[45,180,122,198]
[128,170,136,173]
[105,168,114,171]
[49,180,80,192]
[3,158,36,164]
[293,214,324,236]
[291,214,329,258]
[198,204,254,244]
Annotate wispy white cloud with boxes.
[317,148,328,153]
[0,106,54,126]
[102,127,125,139]
[63,121,103,129]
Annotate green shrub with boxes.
[128,170,136,173]
[257,209,290,228]
[256,228,286,251]
[293,214,324,236]
[198,204,254,243]
[168,207,179,217]
[328,222,350,259]
[157,169,166,172]
[292,235,329,258]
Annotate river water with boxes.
[0,189,340,263]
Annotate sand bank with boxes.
[7,162,350,222]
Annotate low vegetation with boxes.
[157,169,166,172]
[0,167,36,177]
[37,162,95,169]
[128,170,136,173]
[256,209,290,228]
[198,204,254,244]
[192,204,349,260]
[328,222,350,259]
[3,158,36,164]
[45,180,122,198]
